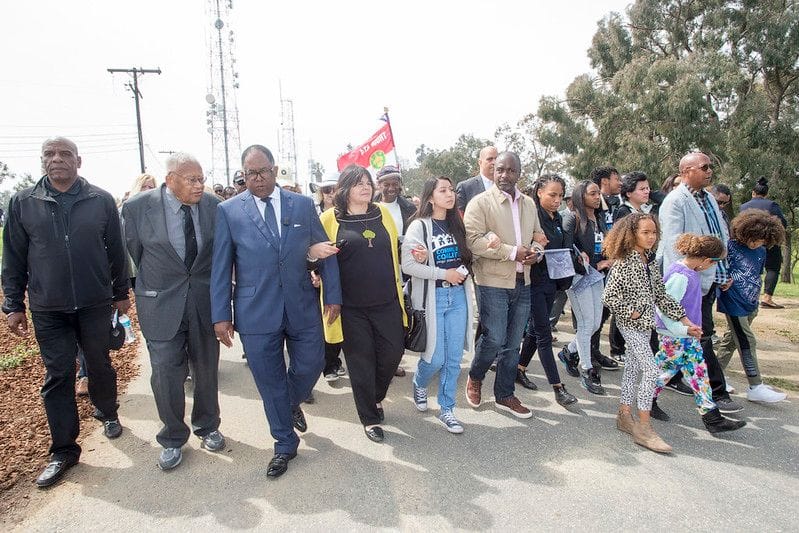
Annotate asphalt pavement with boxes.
[5,329,798,532]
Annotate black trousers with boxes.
[31,304,118,461]
[519,278,561,385]
[341,300,405,426]
[323,342,344,375]
[701,284,730,402]
[591,306,625,361]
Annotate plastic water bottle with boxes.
[119,314,136,344]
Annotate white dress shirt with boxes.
[480,174,493,192]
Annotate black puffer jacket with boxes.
[2,176,129,313]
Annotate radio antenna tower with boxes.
[205,0,242,185]
[277,81,299,189]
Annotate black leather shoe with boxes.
[651,398,670,421]
[554,385,578,407]
[515,368,538,390]
[266,452,297,478]
[596,354,619,371]
[36,458,78,488]
[364,425,384,442]
[292,407,307,433]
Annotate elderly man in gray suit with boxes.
[122,153,224,470]
[657,151,740,414]
[455,146,497,213]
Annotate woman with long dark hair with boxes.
[517,174,578,407]
[319,165,407,443]
[402,176,474,433]
[559,180,613,394]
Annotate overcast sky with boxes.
[1,0,632,198]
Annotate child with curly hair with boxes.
[651,233,746,433]
[602,213,700,453]
[716,209,787,403]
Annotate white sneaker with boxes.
[725,382,736,394]
[747,384,787,403]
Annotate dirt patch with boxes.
[0,296,141,516]
[713,297,799,391]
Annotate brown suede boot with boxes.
[616,408,635,435]
[632,419,673,453]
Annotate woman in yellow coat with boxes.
[319,165,407,443]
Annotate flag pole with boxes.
[383,106,401,170]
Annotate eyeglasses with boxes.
[320,187,334,194]
[691,163,714,172]
[171,172,206,186]
[708,257,722,262]
[244,167,276,181]
[717,200,730,207]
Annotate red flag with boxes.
[337,122,395,172]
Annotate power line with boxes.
[106,67,162,173]
[0,132,139,140]
[0,123,136,129]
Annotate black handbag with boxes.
[404,223,429,352]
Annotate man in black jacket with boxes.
[2,137,131,488]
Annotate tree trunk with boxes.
[782,234,793,283]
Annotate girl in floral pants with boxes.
[653,233,746,434]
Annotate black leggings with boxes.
[519,279,561,385]
[763,270,779,296]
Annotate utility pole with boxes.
[107,67,162,173]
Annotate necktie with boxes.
[181,204,198,269]
[264,197,279,245]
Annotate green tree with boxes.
[418,134,492,185]
[494,114,567,187]
[0,161,35,214]
[538,0,799,281]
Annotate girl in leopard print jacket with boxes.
[601,213,699,454]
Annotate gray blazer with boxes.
[122,186,221,341]
[455,175,486,213]
[656,183,729,295]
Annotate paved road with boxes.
[5,330,798,532]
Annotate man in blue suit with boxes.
[211,144,341,478]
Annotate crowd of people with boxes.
[0,136,790,489]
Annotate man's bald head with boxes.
[678,152,708,173]
[678,152,713,189]
[42,136,79,156]
[41,137,81,186]
[478,145,498,180]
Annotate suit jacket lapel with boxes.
[279,190,293,254]
[145,188,184,266]
[680,185,709,231]
[240,190,280,251]
[197,194,213,258]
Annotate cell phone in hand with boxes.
[333,239,348,249]
[456,265,469,276]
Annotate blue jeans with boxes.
[414,285,467,411]
[469,280,531,400]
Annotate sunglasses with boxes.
[692,163,714,172]
[320,187,334,194]
[717,200,730,207]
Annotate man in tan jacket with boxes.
[463,151,545,419]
